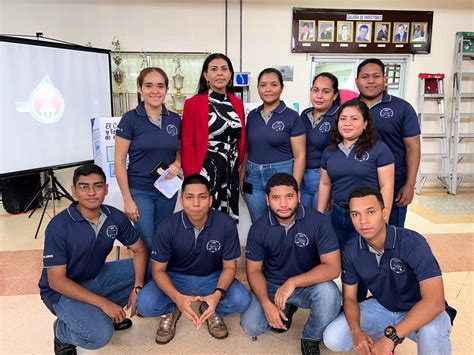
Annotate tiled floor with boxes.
[0,188,473,354]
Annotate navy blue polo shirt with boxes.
[116,102,181,191]
[246,101,306,164]
[301,103,339,169]
[321,141,394,203]
[365,92,420,194]
[341,225,442,312]
[38,202,139,313]
[151,209,241,276]
[246,204,339,285]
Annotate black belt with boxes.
[335,202,349,209]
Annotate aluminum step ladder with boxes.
[451,32,474,195]
[416,73,451,194]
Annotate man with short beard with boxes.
[241,173,341,355]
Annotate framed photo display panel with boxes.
[292,8,433,54]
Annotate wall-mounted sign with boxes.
[292,8,433,54]
[234,72,250,86]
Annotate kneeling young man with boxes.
[323,187,454,355]
[136,174,250,344]
[38,164,148,354]
[241,173,341,355]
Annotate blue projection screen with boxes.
[0,36,112,177]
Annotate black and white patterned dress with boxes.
[200,90,242,222]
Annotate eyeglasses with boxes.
[76,182,105,192]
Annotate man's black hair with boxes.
[348,186,385,208]
[266,173,298,195]
[182,174,211,193]
[357,58,385,77]
[73,164,106,186]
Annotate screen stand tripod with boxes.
[23,170,74,239]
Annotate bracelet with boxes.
[134,286,143,294]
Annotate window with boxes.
[310,56,409,100]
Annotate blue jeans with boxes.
[136,271,250,317]
[389,205,408,227]
[330,203,358,247]
[240,281,341,341]
[130,188,177,251]
[300,168,321,209]
[244,159,294,223]
[323,298,452,355]
[52,259,135,350]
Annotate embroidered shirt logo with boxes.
[294,233,309,247]
[166,124,178,136]
[271,121,285,131]
[106,225,118,239]
[206,240,221,253]
[380,108,394,119]
[389,258,406,274]
[319,122,331,133]
[355,152,370,162]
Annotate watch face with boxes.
[385,326,395,336]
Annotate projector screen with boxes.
[0,36,112,177]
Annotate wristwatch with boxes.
[384,326,404,345]
[213,287,227,300]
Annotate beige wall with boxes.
[1,0,473,188]
[2,0,472,104]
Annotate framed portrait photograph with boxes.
[411,22,428,43]
[393,22,409,43]
[299,20,316,42]
[374,22,391,43]
[355,22,372,43]
[318,20,335,42]
[336,21,353,42]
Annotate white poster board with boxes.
[91,117,124,210]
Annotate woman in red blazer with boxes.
[181,53,246,221]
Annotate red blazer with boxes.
[181,92,246,177]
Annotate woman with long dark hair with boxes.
[241,68,306,222]
[317,100,394,246]
[181,53,246,221]
[115,67,181,251]
[300,72,340,208]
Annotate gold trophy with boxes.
[171,57,186,115]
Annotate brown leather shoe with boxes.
[199,302,228,339]
[155,310,181,344]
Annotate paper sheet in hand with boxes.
[153,168,182,198]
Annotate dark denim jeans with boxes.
[330,203,358,247]
[240,280,341,341]
[300,168,321,209]
[389,205,408,227]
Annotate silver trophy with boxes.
[111,38,129,115]
[171,57,186,115]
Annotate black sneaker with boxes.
[113,318,133,331]
[53,319,77,355]
[270,304,298,333]
[301,338,320,355]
